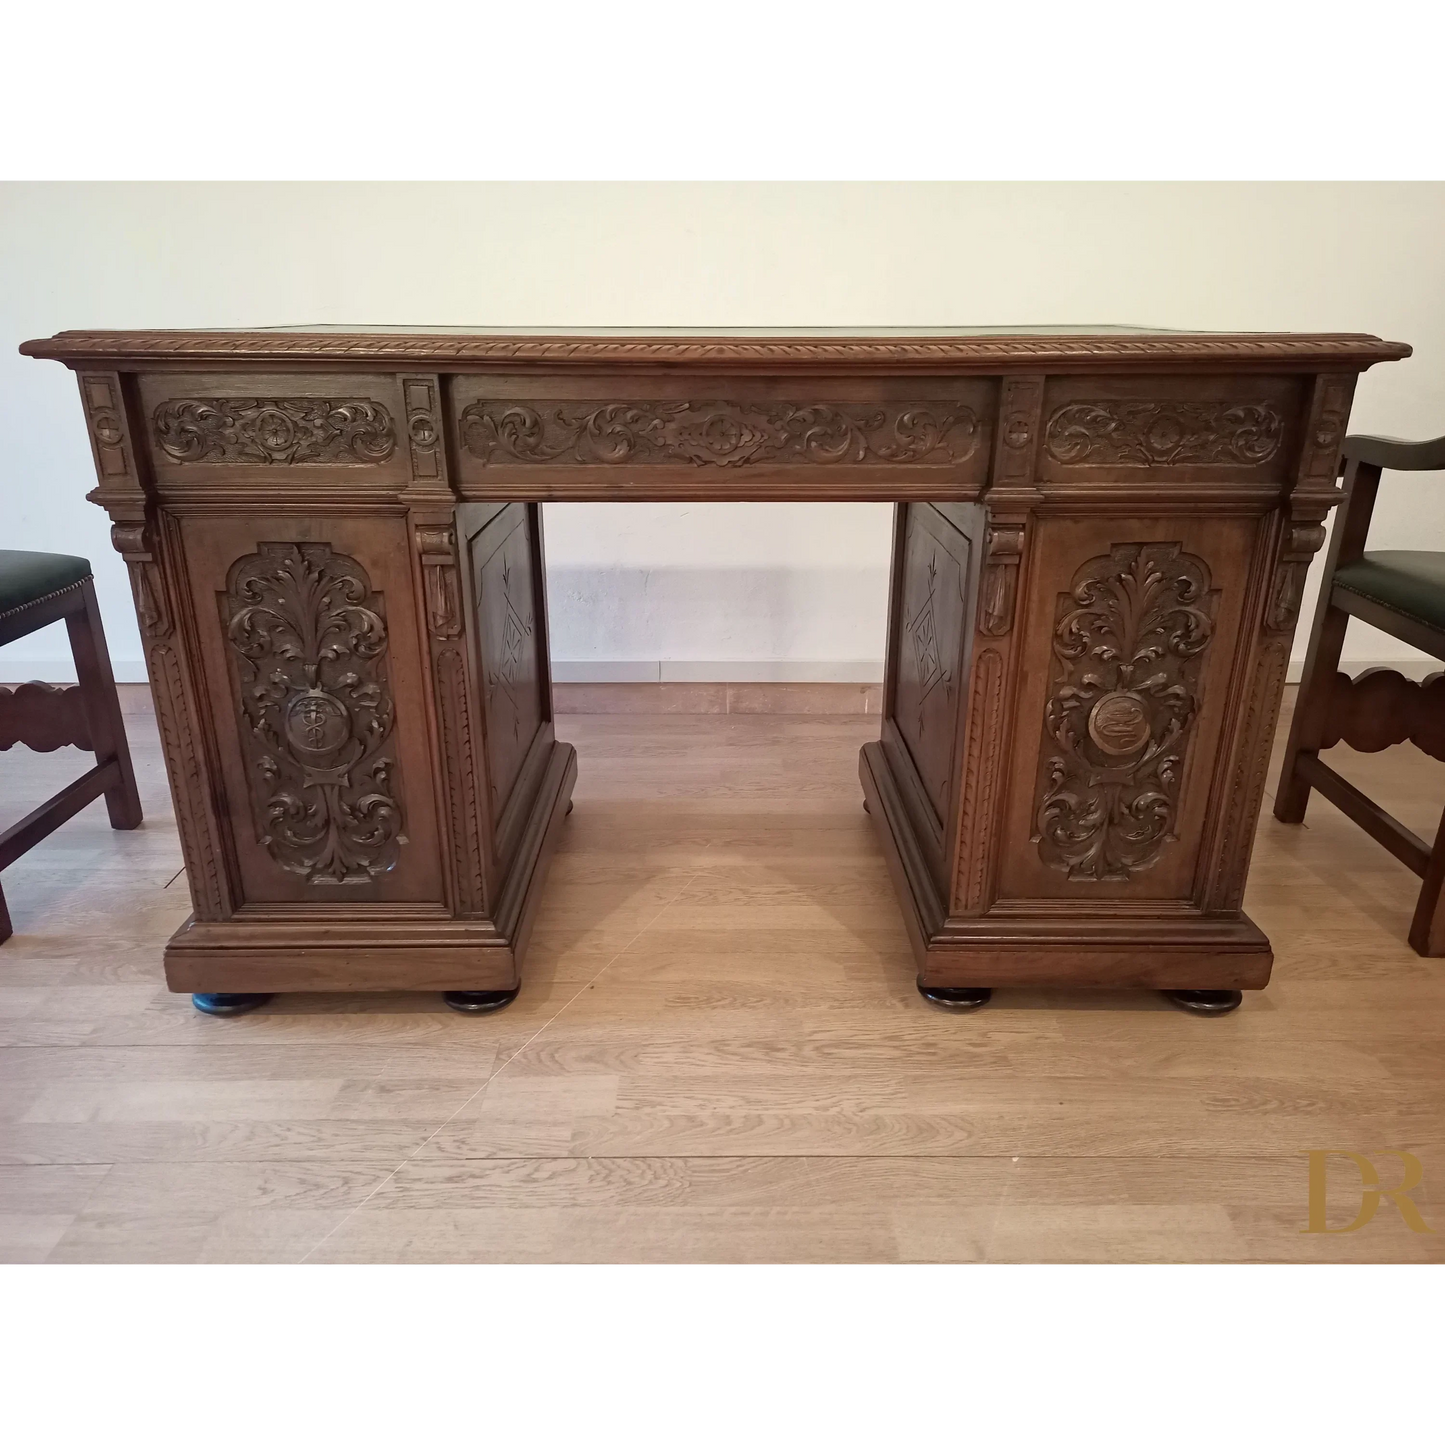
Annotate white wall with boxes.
[2,182,1443,683]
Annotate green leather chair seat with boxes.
[1334,551,1445,633]
[0,550,93,619]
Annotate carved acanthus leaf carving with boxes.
[154,398,396,465]
[1266,520,1327,633]
[111,522,170,640]
[416,525,463,639]
[223,543,403,883]
[1045,401,1284,467]
[979,525,1025,637]
[460,400,980,468]
[1034,542,1218,881]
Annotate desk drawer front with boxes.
[1038,375,1305,489]
[450,375,997,499]
[135,373,411,489]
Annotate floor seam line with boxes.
[292,864,707,1263]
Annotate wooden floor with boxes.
[1,686,1442,1263]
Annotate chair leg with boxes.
[1274,602,1349,825]
[0,876,11,944]
[1408,802,1445,956]
[65,578,142,831]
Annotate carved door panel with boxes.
[178,514,444,908]
[461,502,553,876]
[996,514,1261,902]
[882,502,982,892]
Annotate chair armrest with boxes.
[1341,433,1445,471]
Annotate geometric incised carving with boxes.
[894,506,969,821]
[489,555,535,744]
[154,399,396,465]
[460,400,980,468]
[908,555,950,735]
[222,543,403,883]
[1035,542,1218,881]
[1045,401,1284,467]
[473,508,545,819]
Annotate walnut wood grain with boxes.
[20,327,1409,997]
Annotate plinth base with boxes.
[163,742,576,996]
[860,741,1273,995]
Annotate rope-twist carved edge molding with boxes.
[21,332,1412,367]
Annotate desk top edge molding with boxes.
[19,329,1411,372]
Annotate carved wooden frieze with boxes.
[1034,542,1218,881]
[223,543,403,883]
[459,400,980,468]
[1044,401,1284,467]
[153,398,396,465]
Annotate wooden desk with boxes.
[20,327,1410,1012]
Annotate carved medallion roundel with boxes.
[284,689,353,759]
[1086,691,1152,757]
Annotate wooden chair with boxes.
[0,551,142,941]
[1274,430,1445,954]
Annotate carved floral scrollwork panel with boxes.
[459,400,980,468]
[223,543,404,883]
[1034,542,1218,881]
[154,398,396,465]
[1044,401,1284,467]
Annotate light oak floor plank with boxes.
[1,688,1443,1261]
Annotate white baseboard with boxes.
[552,658,887,684]
[0,658,150,684]
[5,656,1438,688]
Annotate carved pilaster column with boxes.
[952,375,1043,915]
[416,523,487,916]
[110,518,233,919]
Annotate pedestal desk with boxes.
[20,327,1410,1013]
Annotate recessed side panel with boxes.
[467,503,548,862]
[881,502,979,893]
